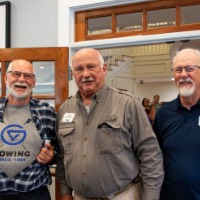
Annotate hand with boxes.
[61,195,73,200]
[37,143,54,164]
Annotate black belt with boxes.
[0,186,49,199]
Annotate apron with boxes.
[0,121,42,178]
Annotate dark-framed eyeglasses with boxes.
[171,65,200,73]
[7,71,35,80]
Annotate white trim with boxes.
[58,0,156,46]
[70,30,200,50]
[68,0,153,11]
[58,0,200,58]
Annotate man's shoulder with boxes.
[59,95,76,109]
[0,97,7,102]
[30,98,55,112]
[157,98,178,115]
[31,98,48,106]
[0,97,7,109]
[161,98,177,109]
[109,87,143,108]
[109,86,136,100]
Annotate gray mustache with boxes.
[178,78,192,84]
[81,77,94,83]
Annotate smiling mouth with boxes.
[15,85,27,89]
[179,80,192,85]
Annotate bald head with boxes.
[7,59,35,74]
[72,48,105,70]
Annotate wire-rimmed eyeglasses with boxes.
[171,65,200,73]
[7,71,35,80]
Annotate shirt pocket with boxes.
[58,123,75,155]
[97,121,122,154]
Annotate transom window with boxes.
[75,0,200,41]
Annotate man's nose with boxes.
[180,68,189,77]
[18,74,26,81]
[82,68,90,76]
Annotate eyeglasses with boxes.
[171,65,200,73]
[7,71,35,80]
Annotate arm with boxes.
[55,111,73,197]
[149,103,156,122]
[131,100,164,200]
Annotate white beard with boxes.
[177,78,195,97]
[6,82,32,99]
[179,86,195,97]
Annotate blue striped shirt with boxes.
[0,97,57,192]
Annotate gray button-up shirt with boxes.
[56,85,164,200]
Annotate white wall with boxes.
[0,0,57,47]
[135,81,178,103]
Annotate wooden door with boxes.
[0,47,69,200]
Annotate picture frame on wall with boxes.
[0,1,11,48]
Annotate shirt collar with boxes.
[176,95,200,110]
[76,84,108,103]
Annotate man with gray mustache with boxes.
[56,48,164,200]
[154,48,200,200]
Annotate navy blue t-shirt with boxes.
[154,97,200,200]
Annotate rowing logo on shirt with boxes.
[0,124,26,145]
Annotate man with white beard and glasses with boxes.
[154,48,200,200]
[0,59,57,200]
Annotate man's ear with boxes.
[32,78,36,88]
[103,64,107,76]
[4,74,8,85]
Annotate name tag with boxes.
[199,116,200,126]
[62,113,75,123]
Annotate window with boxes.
[87,16,112,35]
[181,4,200,25]
[147,8,176,29]
[116,12,143,32]
[75,0,200,41]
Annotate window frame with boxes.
[75,0,200,42]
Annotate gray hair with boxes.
[72,48,105,70]
[172,48,200,66]
[98,51,105,68]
